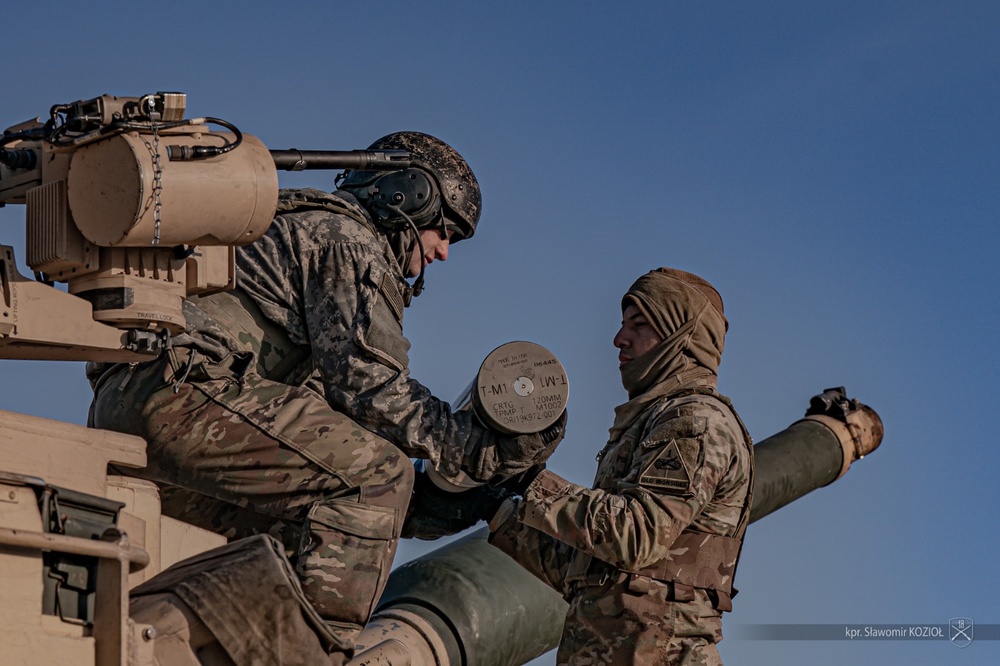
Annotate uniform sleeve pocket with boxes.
[355,268,410,372]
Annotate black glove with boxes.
[540,409,568,446]
[462,409,568,483]
[401,467,511,540]
[495,463,546,498]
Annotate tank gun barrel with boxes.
[751,386,883,521]
[354,388,884,666]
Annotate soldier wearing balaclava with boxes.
[489,267,754,666]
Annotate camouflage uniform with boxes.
[490,268,753,665]
[89,189,555,661]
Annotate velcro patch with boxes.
[644,411,708,445]
[639,439,694,494]
[378,273,405,324]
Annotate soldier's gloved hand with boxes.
[462,410,568,483]
[401,467,511,540]
[495,464,546,498]
[540,409,568,447]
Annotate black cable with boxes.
[5,98,243,160]
[385,203,427,298]
[201,117,242,154]
[41,110,242,158]
[164,117,243,160]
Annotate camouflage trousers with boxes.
[89,348,414,660]
[558,572,724,666]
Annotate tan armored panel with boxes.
[0,478,95,666]
[0,412,229,666]
[0,409,145,496]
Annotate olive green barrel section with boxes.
[367,528,567,666]
[752,391,883,523]
[750,418,843,522]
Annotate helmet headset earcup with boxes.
[338,131,481,242]
[363,168,442,232]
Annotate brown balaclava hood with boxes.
[611,267,728,438]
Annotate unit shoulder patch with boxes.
[639,439,698,495]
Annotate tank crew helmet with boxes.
[338,131,481,299]
[339,131,481,244]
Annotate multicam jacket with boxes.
[172,188,474,475]
[491,386,753,665]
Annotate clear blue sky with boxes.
[2,2,998,664]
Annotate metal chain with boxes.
[150,122,163,245]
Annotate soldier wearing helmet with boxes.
[338,131,482,298]
[87,132,565,663]
[487,268,753,666]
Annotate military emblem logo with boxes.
[639,440,692,492]
[949,617,973,648]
